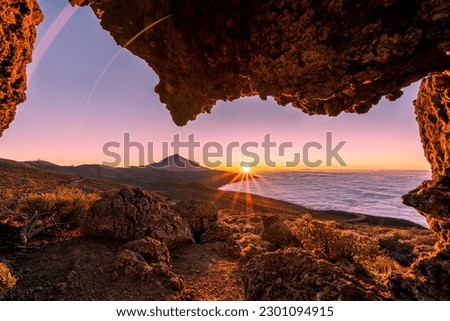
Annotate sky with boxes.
[0,1,431,172]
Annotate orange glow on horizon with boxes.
[0,152,430,172]
[208,161,430,173]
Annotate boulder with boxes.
[107,249,183,291]
[242,248,384,300]
[171,200,218,241]
[261,215,300,248]
[80,188,193,246]
[122,237,172,267]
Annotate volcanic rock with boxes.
[414,72,450,179]
[107,248,183,291]
[404,72,450,247]
[241,248,384,300]
[403,177,450,248]
[122,237,172,267]
[378,236,418,267]
[171,199,218,242]
[80,188,194,246]
[388,247,450,300]
[261,215,300,248]
[0,0,42,136]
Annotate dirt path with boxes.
[2,238,181,300]
[172,243,244,300]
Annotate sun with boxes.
[241,165,252,173]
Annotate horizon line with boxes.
[0,156,431,173]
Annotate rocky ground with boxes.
[1,168,443,300]
[0,205,438,300]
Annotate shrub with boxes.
[0,188,18,210]
[363,256,405,276]
[0,262,17,294]
[288,214,379,261]
[18,187,100,223]
[287,215,409,283]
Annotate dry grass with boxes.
[383,230,437,254]
[0,262,17,293]
[286,214,417,283]
[288,214,379,261]
[0,166,126,211]
[10,187,100,244]
[17,187,100,223]
[0,188,18,209]
[362,256,407,277]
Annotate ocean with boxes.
[220,170,431,227]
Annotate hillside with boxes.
[13,156,239,191]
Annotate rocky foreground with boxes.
[1,184,447,301]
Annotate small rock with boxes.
[53,282,67,294]
[33,287,43,293]
[261,216,300,248]
[122,237,172,267]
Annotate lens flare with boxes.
[28,5,78,80]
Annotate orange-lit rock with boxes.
[80,188,194,246]
[403,72,450,248]
[0,0,42,136]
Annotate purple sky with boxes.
[0,1,430,171]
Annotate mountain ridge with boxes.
[0,156,239,191]
[149,154,204,171]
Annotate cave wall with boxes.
[84,0,450,125]
[0,0,42,137]
[415,72,450,180]
[403,72,450,248]
[400,74,450,295]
